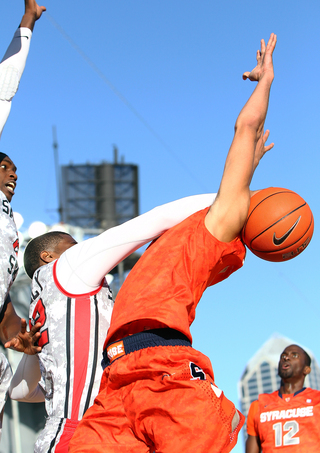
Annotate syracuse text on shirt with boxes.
[260,406,314,423]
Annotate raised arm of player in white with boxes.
[9,353,44,403]
[0,28,32,138]
[0,0,46,138]
[57,193,217,295]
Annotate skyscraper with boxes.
[238,334,320,442]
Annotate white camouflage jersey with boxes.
[0,352,12,439]
[29,260,113,453]
[0,190,18,310]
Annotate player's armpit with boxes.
[204,193,250,243]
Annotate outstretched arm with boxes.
[57,193,217,295]
[205,34,276,243]
[0,0,46,137]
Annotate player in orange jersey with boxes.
[69,33,277,453]
[246,344,320,453]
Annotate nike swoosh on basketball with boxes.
[273,216,301,246]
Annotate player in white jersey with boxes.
[0,165,19,330]
[9,194,218,453]
[0,0,46,338]
[0,0,45,439]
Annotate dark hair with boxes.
[24,231,70,279]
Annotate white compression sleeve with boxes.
[9,354,44,403]
[0,28,32,137]
[57,193,216,295]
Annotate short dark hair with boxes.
[24,231,70,279]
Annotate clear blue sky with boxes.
[2,1,320,451]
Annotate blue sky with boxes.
[2,1,320,451]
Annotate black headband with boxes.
[0,152,7,163]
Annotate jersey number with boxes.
[30,298,49,348]
[273,420,300,447]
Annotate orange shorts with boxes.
[69,337,244,453]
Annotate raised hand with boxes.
[242,33,277,82]
[4,318,42,354]
[20,0,46,30]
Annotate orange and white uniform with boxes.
[247,388,320,452]
[69,208,246,453]
[10,194,217,453]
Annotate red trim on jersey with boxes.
[55,419,79,453]
[53,260,104,298]
[71,294,91,419]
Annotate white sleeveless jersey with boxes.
[29,260,113,421]
[0,190,18,309]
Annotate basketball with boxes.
[241,187,314,262]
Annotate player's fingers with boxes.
[262,129,270,142]
[33,332,41,342]
[20,318,27,334]
[4,338,16,349]
[267,33,277,52]
[256,49,261,63]
[264,142,274,153]
[260,39,266,55]
[30,322,42,335]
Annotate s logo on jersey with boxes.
[2,199,13,217]
[189,362,206,381]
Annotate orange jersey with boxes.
[247,388,320,452]
[106,208,245,344]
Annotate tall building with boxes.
[238,334,320,443]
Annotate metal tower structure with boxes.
[60,147,139,231]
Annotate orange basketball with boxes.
[242,187,314,262]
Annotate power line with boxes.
[45,12,210,192]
